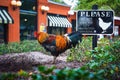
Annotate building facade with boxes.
[0,0,120,43]
[0,0,76,43]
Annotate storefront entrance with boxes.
[48,27,67,35]
[20,13,36,40]
[0,24,4,43]
[0,7,14,43]
[20,0,37,40]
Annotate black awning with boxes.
[0,8,14,24]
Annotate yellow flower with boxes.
[115,67,119,72]
[18,69,24,75]
[18,69,28,76]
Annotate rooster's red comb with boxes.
[34,31,38,38]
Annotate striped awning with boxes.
[48,15,72,27]
[0,8,14,24]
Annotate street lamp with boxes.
[41,5,49,14]
[11,0,22,10]
[68,10,74,17]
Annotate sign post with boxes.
[92,5,98,50]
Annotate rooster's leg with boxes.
[53,56,57,64]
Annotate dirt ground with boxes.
[0,52,84,72]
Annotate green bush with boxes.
[85,39,120,79]
[0,73,18,80]
[67,37,92,62]
[0,64,120,80]
[0,70,29,80]
[109,40,120,64]
[86,45,115,70]
[0,40,47,55]
[67,36,120,79]
[34,66,105,80]
[0,66,105,80]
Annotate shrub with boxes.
[109,40,120,64]
[0,66,105,80]
[67,36,120,79]
[85,38,120,80]
[67,37,92,62]
[0,40,47,55]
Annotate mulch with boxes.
[0,52,84,72]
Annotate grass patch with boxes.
[0,40,47,55]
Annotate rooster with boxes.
[36,31,82,63]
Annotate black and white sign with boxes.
[76,10,114,35]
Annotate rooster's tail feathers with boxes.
[68,31,82,43]
[64,31,82,47]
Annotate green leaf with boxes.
[110,70,114,74]
[97,70,105,75]
[38,66,47,72]
[44,66,56,74]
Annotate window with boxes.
[21,0,36,11]
[48,27,66,35]
[0,24,4,43]
[20,14,36,40]
[0,7,8,43]
[20,0,37,40]
[114,26,119,36]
